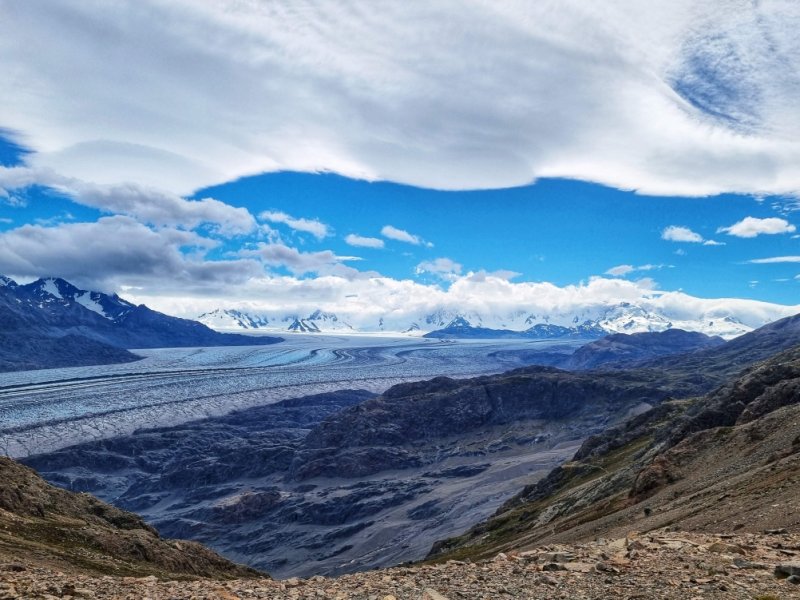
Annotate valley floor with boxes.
[2,530,798,599]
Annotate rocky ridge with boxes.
[562,328,724,370]
[0,457,258,581]
[429,344,800,563]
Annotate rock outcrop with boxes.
[0,457,260,580]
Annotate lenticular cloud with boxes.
[0,2,798,198]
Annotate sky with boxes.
[0,1,799,324]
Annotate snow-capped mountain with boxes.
[199,308,356,334]
[0,275,282,351]
[194,300,765,339]
[21,277,136,321]
[197,309,271,330]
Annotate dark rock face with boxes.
[667,345,800,444]
[292,367,666,480]
[563,329,724,370]
[0,275,282,371]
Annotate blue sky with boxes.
[195,172,799,303]
[0,2,798,327]
[2,124,798,304]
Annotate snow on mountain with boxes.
[40,278,63,299]
[198,308,356,334]
[0,275,282,352]
[197,309,270,330]
[21,277,135,321]
[193,300,769,339]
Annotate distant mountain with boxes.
[197,308,271,330]
[195,300,768,339]
[562,329,725,370]
[0,276,283,371]
[423,319,606,340]
[198,307,356,334]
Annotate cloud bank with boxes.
[0,214,795,335]
[0,166,255,235]
[1,2,798,197]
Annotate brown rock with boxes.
[707,542,745,555]
[421,589,449,600]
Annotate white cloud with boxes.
[415,257,463,281]
[124,272,800,338]
[249,242,361,276]
[0,166,256,235]
[381,225,429,246]
[748,256,800,264]
[605,264,635,277]
[702,239,725,246]
[345,233,384,248]
[463,269,521,282]
[259,210,330,239]
[3,3,799,197]
[661,226,704,243]
[605,263,669,277]
[718,216,796,238]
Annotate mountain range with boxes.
[196,301,772,340]
[23,313,800,578]
[0,276,282,372]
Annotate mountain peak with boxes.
[0,275,17,288]
[446,316,471,328]
[27,277,82,300]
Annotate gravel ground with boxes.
[2,530,799,599]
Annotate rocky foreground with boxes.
[2,530,799,599]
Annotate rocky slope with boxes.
[0,276,282,371]
[562,329,724,370]
[0,457,259,580]
[428,343,800,563]
[24,369,667,578]
[2,530,798,598]
[0,331,139,372]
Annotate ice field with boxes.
[0,335,573,457]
